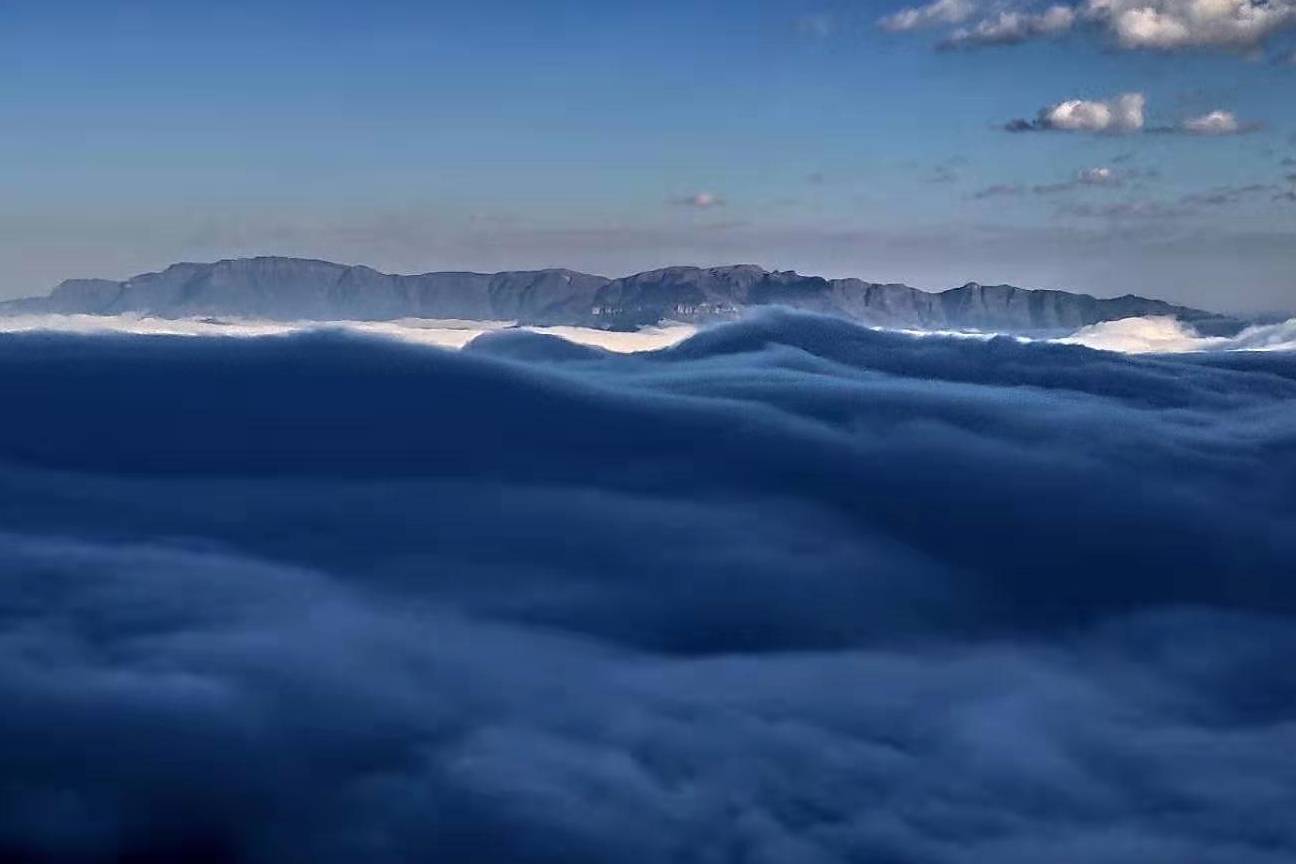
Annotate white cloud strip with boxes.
[1055,315,1296,353]
[0,314,699,353]
[3,312,1293,355]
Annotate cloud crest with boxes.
[1056,313,1296,351]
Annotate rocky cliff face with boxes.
[0,257,1236,334]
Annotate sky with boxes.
[1,0,1294,313]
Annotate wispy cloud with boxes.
[941,5,1076,48]
[970,183,1026,199]
[879,0,976,32]
[1180,109,1255,135]
[670,192,726,209]
[795,12,835,38]
[1058,179,1288,218]
[1275,173,1296,201]
[973,166,1147,202]
[924,157,968,184]
[1033,166,1130,193]
[1058,199,1185,219]
[1180,183,1273,206]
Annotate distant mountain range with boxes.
[0,257,1242,334]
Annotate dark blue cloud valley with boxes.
[1,312,1294,862]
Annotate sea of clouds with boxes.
[1,309,1294,862]
[1,311,1294,355]
[0,313,697,353]
[1057,315,1296,354]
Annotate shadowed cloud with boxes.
[0,314,1294,862]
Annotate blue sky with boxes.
[1,0,1294,312]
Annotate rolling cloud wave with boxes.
[1,311,1294,862]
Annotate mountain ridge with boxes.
[0,256,1240,334]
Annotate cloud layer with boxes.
[0,314,698,353]
[1093,0,1296,50]
[886,0,1296,53]
[0,316,1294,862]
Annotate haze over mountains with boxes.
[0,256,1241,334]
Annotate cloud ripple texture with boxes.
[1,309,1294,863]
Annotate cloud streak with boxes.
[669,192,726,209]
[0,314,698,353]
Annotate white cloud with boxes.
[0,313,697,353]
[1043,92,1146,132]
[1056,315,1220,352]
[879,0,977,31]
[943,5,1076,46]
[672,192,725,209]
[1179,182,1271,205]
[1181,109,1243,134]
[1078,166,1120,184]
[971,183,1027,199]
[1056,314,1296,352]
[1086,0,1296,51]
[1008,96,1252,136]
[889,0,1296,53]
